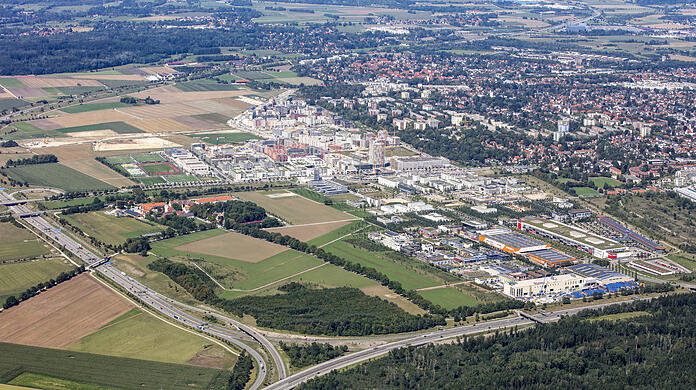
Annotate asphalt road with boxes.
[4,191,284,389]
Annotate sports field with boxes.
[140,162,179,175]
[62,212,163,246]
[574,187,601,197]
[0,342,228,390]
[235,191,354,224]
[590,177,622,188]
[0,222,50,261]
[188,131,260,144]
[0,259,72,299]
[2,163,116,192]
[0,275,134,349]
[69,308,236,368]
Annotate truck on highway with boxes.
[121,271,127,276]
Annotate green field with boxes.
[56,121,143,134]
[573,187,601,197]
[112,254,201,304]
[63,211,163,246]
[189,132,260,144]
[0,222,50,261]
[166,174,199,183]
[191,113,230,125]
[0,99,30,112]
[41,197,98,209]
[231,71,273,80]
[106,156,135,164]
[0,78,25,88]
[2,163,115,192]
[151,230,324,292]
[56,86,104,95]
[175,82,242,92]
[417,286,486,310]
[141,162,177,175]
[590,177,622,188]
[0,342,228,390]
[0,259,72,299]
[60,102,134,113]
[132,153,166,163]
[323,240,441,291]
[69,308,236,368]
[2,122,51,140]
[138,176,167,185]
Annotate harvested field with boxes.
[18,77,103,88]
[0,275,134,349]
[173,115,221,131]
[212,97,254,110]
[117,102,210,119]
[131,88,252,104]
[61,158,135,187]
[24,118,62,131]
[57,121,143,135]
[8,88,50,98]
[50,110,134,127]
[360,285,426,315]
[94,137,180,151]
[236,191,354,224]
[266,220,350,241]
[129,118,193,133]
[65,129,118,138]
[71,74,145,81]
[175,231,287,263]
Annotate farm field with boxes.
[0,342,228,390]
[417,286,489,310]
[0,222,50,261]
[59,102,135,113]
[0,260,73,301]
[62,211,163,246]
[175,231,287,263]
[322,240,442,291]
[0,275,134,349]
[266,220,351,241]
[2,163,115,192]
[235,191,354,224]
[69,308,237,368]
[151,230,325,291]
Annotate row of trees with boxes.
[5,154,57,167]
[227,352,254,390]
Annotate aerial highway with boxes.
[3,190,283,389]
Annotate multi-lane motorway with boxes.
[4,190,284,389]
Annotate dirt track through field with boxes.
[0,274,134,349]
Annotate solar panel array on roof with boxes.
[526,248,575,263]
[568,263,624,281]
[485,231,546,249]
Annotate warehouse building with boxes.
[477,228,549,254]
[518,218,628,259]
[503,273,597,298]
[525,248,577,268]
[567,263,633,285]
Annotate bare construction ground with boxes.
[0,274,134,349]
[175,231,287,263]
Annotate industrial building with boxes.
[504,273,597,298]
[519,218,628,259]
[567,263,633,285]
[597,216,665,253]
[524,248,577,268]
[477,228,549,254]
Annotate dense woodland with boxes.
[300,293,696,389]
[279,342,348,368]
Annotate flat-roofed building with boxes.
[504,273,597,298]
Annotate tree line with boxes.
[3,265,86,310]
[5,154,57,167]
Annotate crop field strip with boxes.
[62,211,164,246]
[0,342,228,390]
[0,222,50,261]
[2,163,115,192]
[0,275,134,349]
[0,260,73,299]
[235,191,355,225]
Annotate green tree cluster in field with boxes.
[280,342,348,368]
[5,154,57,167]
[299,293,696,390]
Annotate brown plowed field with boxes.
[175,232,287,263]
[266,221,350,241]
[0,274,133,349]
[51,110,134,127]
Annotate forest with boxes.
[299,293,696,389]
[279,342,348,368]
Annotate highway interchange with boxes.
[1,189,658,389]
